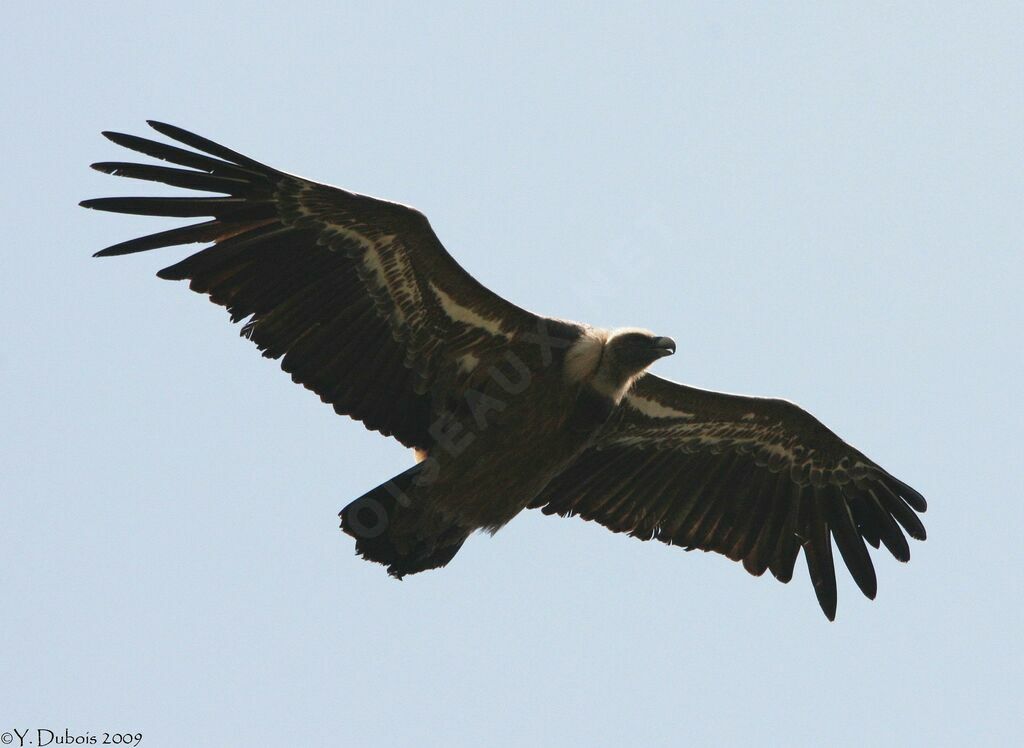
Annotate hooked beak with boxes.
[652,336,676,358]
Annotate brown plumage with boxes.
[83,122,927,619]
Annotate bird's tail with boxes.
[340,464,468,578]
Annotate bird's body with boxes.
[346,326,667,574]
[84,122,927,619]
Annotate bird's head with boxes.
[605,329,676,374]
[591,328,676,401]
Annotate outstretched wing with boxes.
[530,373,927,619]
[83,122,566,449]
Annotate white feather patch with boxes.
[564,329,607,382]
[626,394,694,420]
[429,281,508,337]
[458,352,480,372]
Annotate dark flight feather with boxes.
[100,130,264,179]
[802,494,838,621]
[90,162,253,194]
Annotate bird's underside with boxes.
[83,121,927,620]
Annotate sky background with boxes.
[3,2,1022,746]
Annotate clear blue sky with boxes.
[3,3,1021,746]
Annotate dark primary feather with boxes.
[532,373,927,619]
[802,493,838,620]
[100,129,268,179]
[82,121,546,450]
[81,196,258,218]
[87,220,228,257]
[146,120,276,173]
[90,162,253,194]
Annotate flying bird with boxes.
[83,122,927,620]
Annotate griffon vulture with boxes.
[82,122,927,619]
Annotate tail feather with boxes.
[340,464,467,578]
